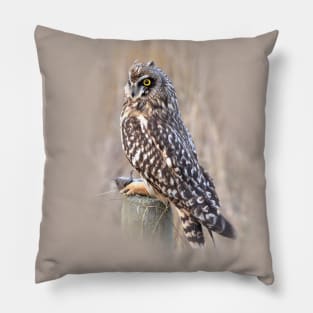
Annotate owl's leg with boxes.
[120,180,150,196]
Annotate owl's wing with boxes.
[178,120,218,193]
[122,115,217,205]
[180,123,198,160]
[122,115,235,239]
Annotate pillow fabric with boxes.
[35,26,278,284]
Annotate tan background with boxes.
[35,26,277,283]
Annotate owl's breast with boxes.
[120,114,152,172]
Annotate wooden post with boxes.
[115,177,173,248]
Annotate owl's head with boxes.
[124,61,175,103]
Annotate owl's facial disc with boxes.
[125,75,156,101]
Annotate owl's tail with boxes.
[192,206,236,240]
[176,206,235,248]
[204,213,236,239]
[176,208,205,248]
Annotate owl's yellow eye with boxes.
[143,78,151,87]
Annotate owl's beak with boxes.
[125,83,141,100]
[130,87,136,98]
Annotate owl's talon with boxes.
[120,181,149,197]
[120,187,129,195]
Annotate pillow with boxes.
[35,25,278,284]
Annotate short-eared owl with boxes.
[120,60,235,247]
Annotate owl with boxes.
[120,60,235,247]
